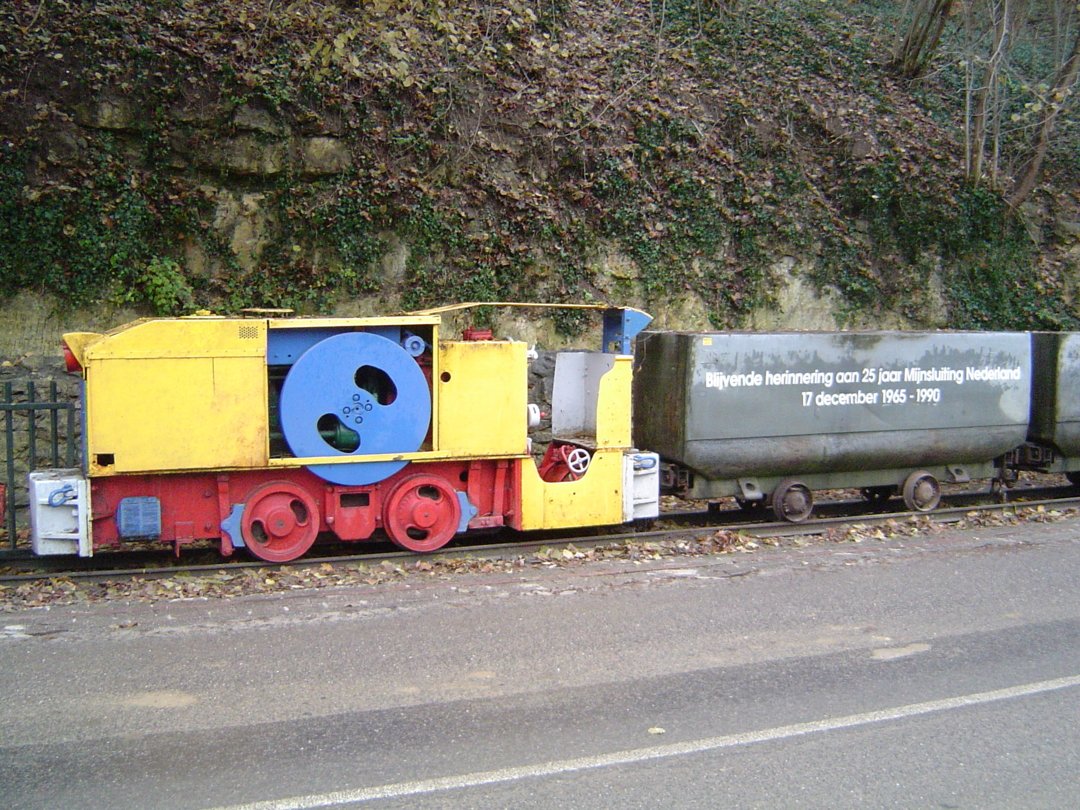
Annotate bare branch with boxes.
[1009,22,1080,206]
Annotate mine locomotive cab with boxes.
[30,304,661,561]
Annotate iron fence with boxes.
[1,380,80,551]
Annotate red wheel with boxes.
[383,474,461,553]
[241,482,319,562]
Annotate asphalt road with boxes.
[2,517,1079,809]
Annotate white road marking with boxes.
[211,673,1080,810]
[872,641,932,660]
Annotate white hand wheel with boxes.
[564,447,591,476]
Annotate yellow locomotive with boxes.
[29,304,660,560]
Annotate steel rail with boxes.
[2,489,1078,587]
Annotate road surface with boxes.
[2,517,1079,808]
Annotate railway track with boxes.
[3,484,1078,589]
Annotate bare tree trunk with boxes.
[990,65,1003,187]
[1009,26,1080,207]
[965,0,1011,186]
[892,0,958,78]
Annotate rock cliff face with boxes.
[0,80,893,357]
[1,1,1077,357]
[55,93,362,273]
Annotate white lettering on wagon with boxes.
[703,364,1022,410]
[703,371,764,390]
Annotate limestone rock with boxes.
[1055,215,1080,242]
[198,135,287,176]
[301,136,352,175]
[75,97,136,131]
[43,128,85,166]
[233,105,288,136]
[211,191,275,271]
[379,234,408,281]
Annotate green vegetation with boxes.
[0,140,209,312]
[231,177,389,313]
[0,0,1076,333]
[837,157,1076,329]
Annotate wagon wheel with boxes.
[383,474,461,553]
[860,485,895,504]
[241,482,319,563]
[902,470,941,512]
[771,479,813,523]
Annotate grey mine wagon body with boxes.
[1026,332,1080,481]
[633,330,1033,521]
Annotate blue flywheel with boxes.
[278,331,431,485]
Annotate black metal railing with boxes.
[1,381,80,551]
